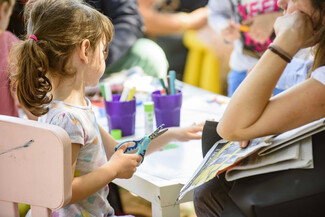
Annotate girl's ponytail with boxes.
[10,0,114,117]
[10,37,52,117]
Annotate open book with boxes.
[177,118,325,201]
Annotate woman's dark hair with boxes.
[310,0,325,72]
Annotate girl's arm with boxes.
[243,11,283,44]
[68,141,141,204]
[217,11,325,141]
[98,124,118,160]
[208,0,234,33]
[146,123,203,155]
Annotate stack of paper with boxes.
[177,118,325,201]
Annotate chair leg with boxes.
[107,183,124,215]
[30,206,51,217]
[0,201,20,217]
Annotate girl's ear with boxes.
[0,1,11,16]
[79,39,91,64]
[0,2,8,20]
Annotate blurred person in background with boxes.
[138,0,208,80]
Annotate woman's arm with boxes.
[218,78,325,141]
[217,11,325,141]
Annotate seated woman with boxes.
[194,0,325,216]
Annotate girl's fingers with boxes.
[116,144,127,152]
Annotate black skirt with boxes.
[194,121,325,217]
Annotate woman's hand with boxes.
[273,11,315,54]
[239,140,250,148]
[107,144,142,179]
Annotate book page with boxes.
[225,137,313,181]
[177,118,324,202]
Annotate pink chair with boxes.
[0,115,72,217]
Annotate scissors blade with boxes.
[150,128,168,140]
[147,124,164,139]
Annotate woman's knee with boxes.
[193,177,229,216]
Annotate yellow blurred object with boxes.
[183,30,222,94]
[18,203,30,217]
[239,25,250,32]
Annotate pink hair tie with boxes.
[29,35,38,42]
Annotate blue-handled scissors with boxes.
[114,124,168,163]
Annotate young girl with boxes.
[10,0,203,216]
[208,0,283,97]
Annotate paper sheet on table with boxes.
[137,139,203,184]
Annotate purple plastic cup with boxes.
[151,90,182,128]
[104,94,136,137]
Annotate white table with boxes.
[96,81,228,217]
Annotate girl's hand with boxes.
[171,122,204,142]
[145,123,204,154]
[273,11,315,54]
[107,144,142,179]
[242,12,278,44]
[221,20,241,43]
